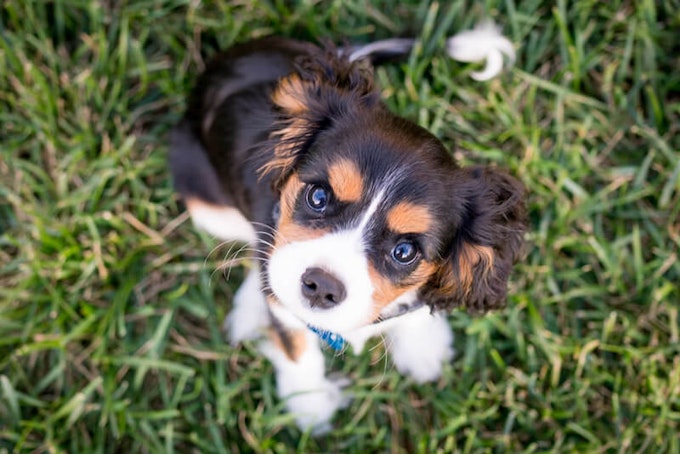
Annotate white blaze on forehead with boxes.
[267,190,386,333]
[354,189,385,239]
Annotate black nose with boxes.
[301,267,347,309]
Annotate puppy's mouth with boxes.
[267,272,374,334]
[266,234,377,334]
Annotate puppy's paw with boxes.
[284,375,352,435]
[388,313,454,383]
[392,339,453,383]
[224,305,268,345]
[261,335,352,435]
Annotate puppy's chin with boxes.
[267,233,376,333]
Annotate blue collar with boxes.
[307,324,346,350]
[306,302,425,350]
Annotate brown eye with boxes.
[305,185,330,213]
[391,241,418,265]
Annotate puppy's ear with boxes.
[420,167,527,313]
[259,46,380,186]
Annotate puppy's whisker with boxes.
[255,238,277,250]
[204,241,232,284]
[223,241,246,259]
[213,251,242,282]
[257,236,278,247]
[252,223,280,242]
[221,242,252,281]
[244,244,276,260]
[225,242,250,262]
[251,221,278,232]
[257,232,280,248]
[372,333,392,368]
[238,254,268,262]
[250,220,274,229]
[254,227,279,242]
[332,340,349,358]
[203,240,230,272]
[199,240,254,283]
[372,333,393,391]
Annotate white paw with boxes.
[223,270,270,345]
[260,332,351,434]
[388,312,454,383]
[224,303,268,344]
[283,375,351,435]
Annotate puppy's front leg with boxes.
[224,266,270,344]
[260,325,350,434]
[387,309,454,383]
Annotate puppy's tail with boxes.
[344,19,516,81]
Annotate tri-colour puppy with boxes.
[170,35,526,432]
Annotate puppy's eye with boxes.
[391,241,419,265]
[305,185,330,213]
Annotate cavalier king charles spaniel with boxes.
[170,33,526,433]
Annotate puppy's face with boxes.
[267,120,455,332]
[262,51,526,333]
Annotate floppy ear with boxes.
[259,46,380,187]
[420,167,527,313]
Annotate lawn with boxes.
[1,0,679,452]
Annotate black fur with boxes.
[170,36,527,313]
[419,167,527,312]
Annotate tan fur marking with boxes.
[260,118,309,177]
[277,222,329,245]
[275,174,330,246]
[258,150,296,178]
[368,261,436,319]
[259,75,313,178]
[458,243,495,294]
[328,159,364,202]
[268,327,308,362]
[386,202,432,234]
[271,74,308,114]
[278,174,304,222]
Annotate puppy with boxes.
[170,36,526,432]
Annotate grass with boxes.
[1,0,679,452]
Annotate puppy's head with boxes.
[261,47,526,333]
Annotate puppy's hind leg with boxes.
[170,122,265,341]
[184,200,257,245]
[170,121,258,244]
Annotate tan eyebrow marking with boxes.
[328,159,364,203]
[386,202,432,234]
[274,173,330,246]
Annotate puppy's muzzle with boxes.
[301,267,347,309]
